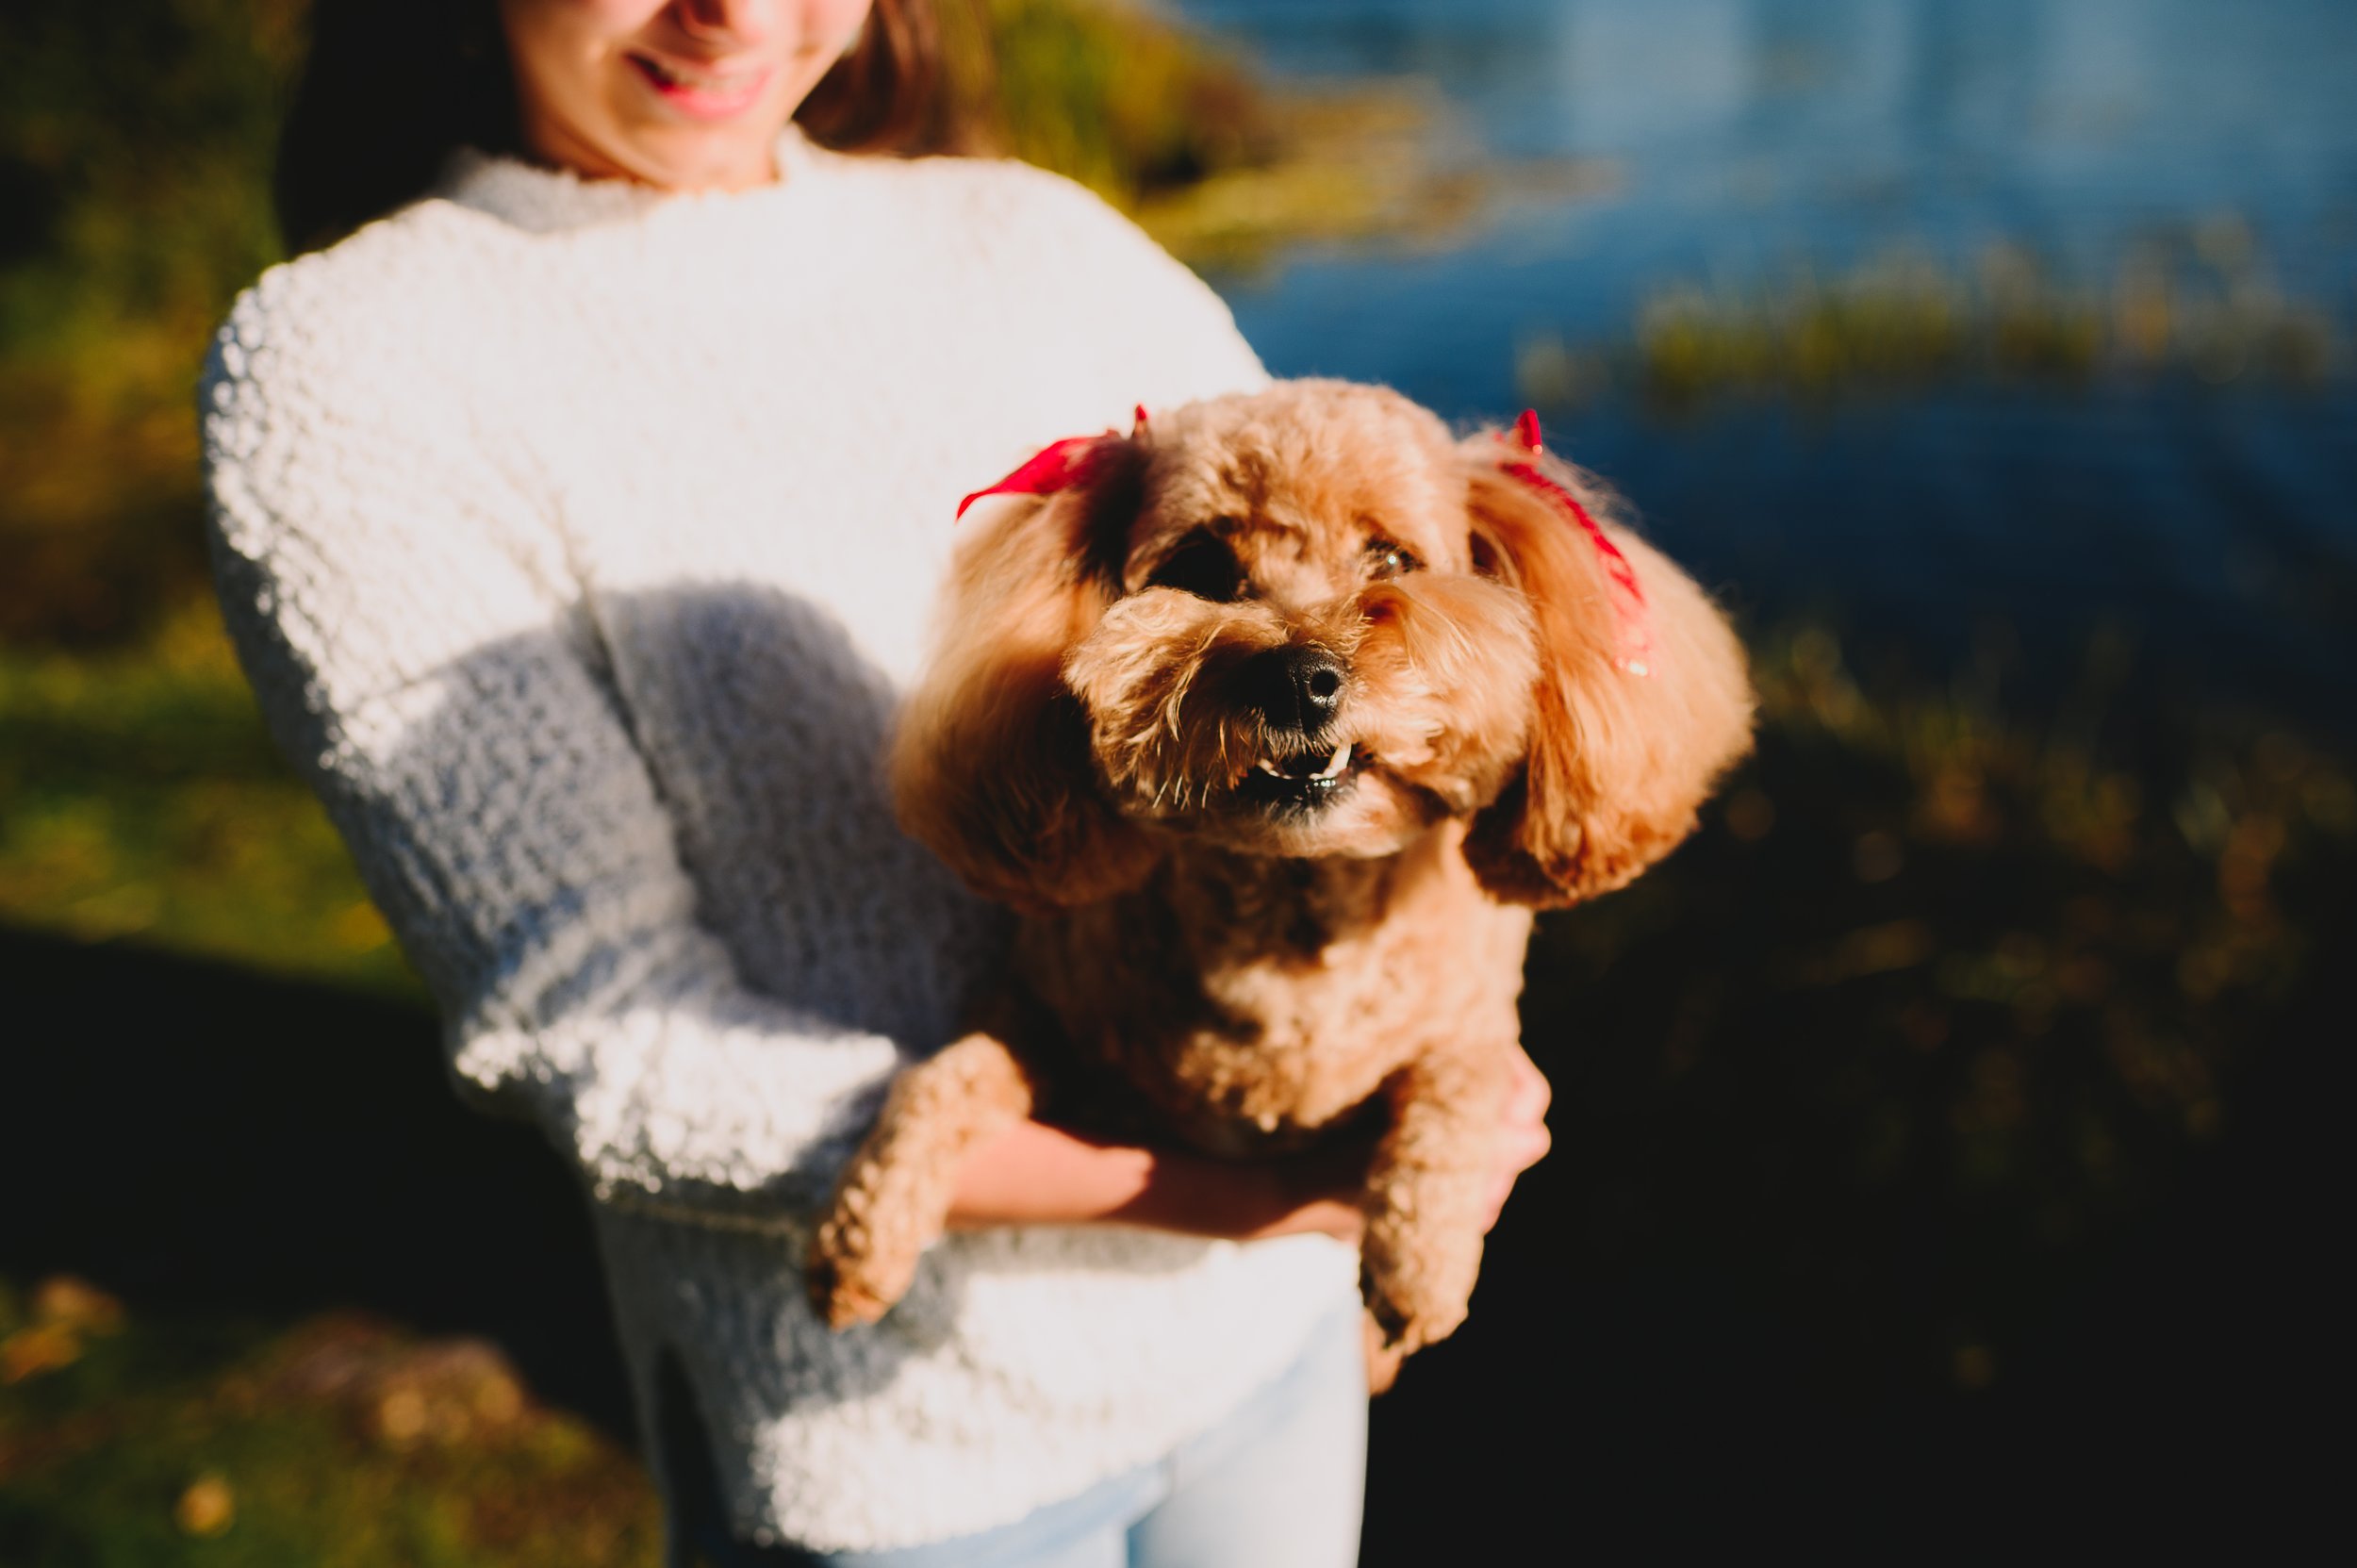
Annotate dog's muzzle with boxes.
[1242,644,1347,741]
[1239,644,1365,811]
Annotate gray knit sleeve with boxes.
[200,277,901,1224]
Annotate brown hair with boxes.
[273,0,946,256]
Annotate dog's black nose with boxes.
[1243,645,1348,738]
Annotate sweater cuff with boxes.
[452,964,909,1225]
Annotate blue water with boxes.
[1171,0,2357,724]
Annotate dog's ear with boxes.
[1460,442,1754,906]
[891,436,1162,913]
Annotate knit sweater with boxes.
[200,128,1359,1551]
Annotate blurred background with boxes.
[3,0,2351,1560]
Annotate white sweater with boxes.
[201,128,1357,1552]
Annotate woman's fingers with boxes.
[1505,1052,1552,1169]
[1506,1048,1551,1125]
[1481,1049,1554,1228]
[1507,1118,1552,1172]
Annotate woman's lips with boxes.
[627,52,777,120]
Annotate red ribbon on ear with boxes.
[1497,409,1656,676]
[955,435,1115,520]
[954,406,1152,521]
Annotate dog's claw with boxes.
[808,1262,895,1329]
[1360,1266,1417,1350]
[822,1285,890,1330]
[1360,1248,1474,1355]
[807,1226,907,1329]
[1362,1312,1409,1395]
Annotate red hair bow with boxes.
[957,405,1653,675]
[1498,410,1655,677]
[956,406,1150,521]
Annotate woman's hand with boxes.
[1481,1047,1554,1230]
[944,1046,1553,1244]
[942,1117,1368,1243]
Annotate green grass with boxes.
[1514,227,2344,415]
[0,1279,659,1566]
[940,0,1277,202]
[0,601,412,995]
[1525,622,2355,1287]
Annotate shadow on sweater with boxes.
[366,584,1221,1412]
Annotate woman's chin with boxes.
[606,119,785,192]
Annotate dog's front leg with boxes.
[807,1031,1037,1329]
[1359,1048,1516,1353]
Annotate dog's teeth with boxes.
[1252,743,1353,783]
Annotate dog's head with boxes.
[894,380,1754,913]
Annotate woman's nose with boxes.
[670,0,780,47]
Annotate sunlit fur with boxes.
[1459,458,1760,904]
[815,380,1755,1362]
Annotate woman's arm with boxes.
[947,1120,1369,1242]
[946,1048,1554,1243]
[203,275,920,1223]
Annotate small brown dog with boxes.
[808,380,1753,1360]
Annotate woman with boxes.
[203,2,1550,1561]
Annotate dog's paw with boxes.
[1361,1312,1409,1395]
[804,1220,915,1330]
[1359,1250,1473,1355]
[805,1257,893,1330]
[1360,1208,1483,1354]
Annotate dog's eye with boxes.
[1146,532,1246,602]
[1365,538,1423,580]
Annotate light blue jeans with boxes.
[668,1306,1368,1568]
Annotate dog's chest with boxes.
[1019,835,1533,1153]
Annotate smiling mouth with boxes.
[1240,741,1368,811]
[627,52,776,117]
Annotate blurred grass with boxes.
[1625,624,2348,1191]
[1,0,380,998]
[1508,621,2355,1400]
[1,0,302,649]
[1514,223,2343,416]
[0,599,412,994]
[0,1277,660,1564]
[933,0,1489,269]
[939,0,1277,200]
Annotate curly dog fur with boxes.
[809,380,1755,1357]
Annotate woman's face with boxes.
[498,0,875,190]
